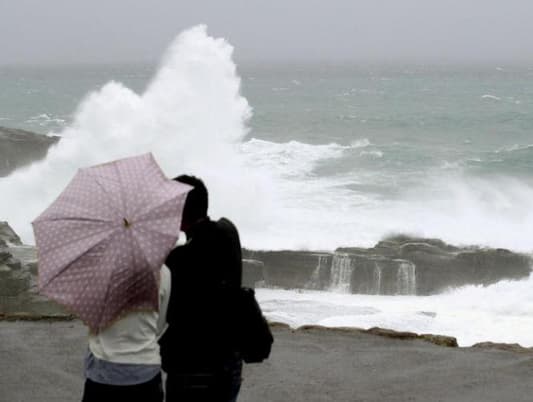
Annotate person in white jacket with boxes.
[81,265,171,402]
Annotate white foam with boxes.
[240,138,350,178]
[350,138,371,148]
[256,272,533,347]
[359,150,383,158]
[0,25,276,246]
[390,174,533,252]
[481,94,501,101]
[26,113,67,127]
[3,26,533,255]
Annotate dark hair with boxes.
[174,175,208,223]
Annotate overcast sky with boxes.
[1,0,533,65]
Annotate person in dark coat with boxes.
[160,175,243,402]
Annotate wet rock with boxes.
[0,221,22,246]
[242,250,331,290]
[472,342,533,353]
[243,259,265,288]
[295,325,458,348]
[0,126,59,177]
[419,334,458,347]
[365,327,419,340]
[0,225,66,315]
[243,235,531,295]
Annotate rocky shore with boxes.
[1,125,531,299]
[0,126,58,177]
[2,127,533,400]
[1,220,532,316]
[0,221,66,315]
[243,236,531,295]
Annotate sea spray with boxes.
[3,30,533,252]
[0,25,277,244]
[256,271,533,347]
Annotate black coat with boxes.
[159,217,242,373]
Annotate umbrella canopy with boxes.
[32,153,191,333]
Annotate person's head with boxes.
[174,175,208,232]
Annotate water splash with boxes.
[372,263,383,295]
[396,261,416,295]
[329,254,353,293]
[306,254,329,290]
[0,25,277,244]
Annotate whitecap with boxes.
[481,94,501,101]
[359,150,383,158]
[256,273,533,347]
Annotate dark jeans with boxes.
[81,373,163,402]
[165,357,242,402]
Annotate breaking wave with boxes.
[0,25,275,245]
[2,25,533,254]
[257,272,533,347]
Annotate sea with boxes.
[1,26,532,346]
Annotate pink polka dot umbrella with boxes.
[32,153,191,333]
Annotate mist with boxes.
[1,0,533,65]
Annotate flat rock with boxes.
[244,234,532,295]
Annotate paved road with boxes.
[1,321,533,402]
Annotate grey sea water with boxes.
[3,63,533,177]
[1,62,533,251]
[1,28,533,347]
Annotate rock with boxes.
[242,250,332,290]
[0,225,66,315]
[365,327,457,347]
[295,325,365,336]
[294,324,458,348]
[268,321,291,331]
[242,259,265,288]
[472,342,533,354]
[419,334,458,347]
[243,235,531,295]
[0,126,59,177]
[365,327,419,340]
[0,264,30,296]
[0,221,22,246]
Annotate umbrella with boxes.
[32,153,191,333]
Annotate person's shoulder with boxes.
[216,217,238,232]
[216,217,240,238]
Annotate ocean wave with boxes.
[359,150,383,158]
[26,113,67,128]
[496,143,533,153]
[3,26,533,254]
[256,272,533,347]
[240,138,364,177]
[0,25,258,244]
[350,138,370,148]
[481,94,501,101]
[440,160,463,170]
[466,144,533,176]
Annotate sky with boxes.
[1,0,533,65]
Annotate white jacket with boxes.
[88,265,171,365]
